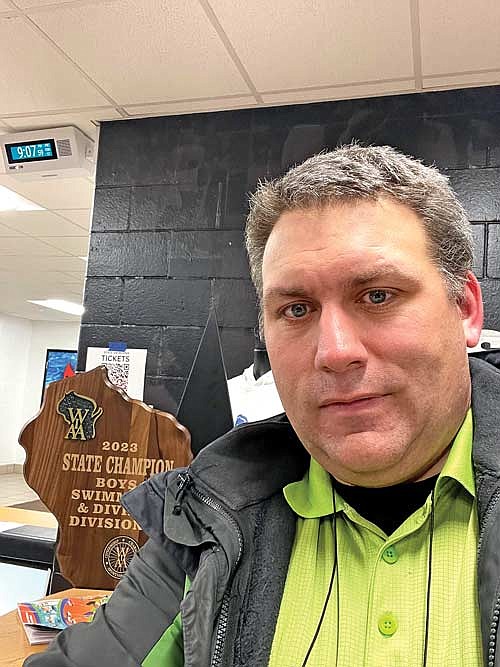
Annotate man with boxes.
[27,144,500,667]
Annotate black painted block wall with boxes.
[78,85,500,415]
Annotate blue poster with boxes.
[43,350,78,388]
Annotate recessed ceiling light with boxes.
[0,185,44,212]
[28,299,84,316]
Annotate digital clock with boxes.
[5,138,58,164]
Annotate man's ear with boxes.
[459,271,484,348]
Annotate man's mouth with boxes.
[319,394,387,412]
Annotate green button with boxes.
[378,612,398,636]
[382,546,398,564]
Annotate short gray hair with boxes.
[245,144,473,319]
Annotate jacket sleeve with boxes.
[23,537,185,667]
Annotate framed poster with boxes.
[41,349,78,404]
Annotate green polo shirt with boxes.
[269,410,482,666]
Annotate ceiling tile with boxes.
[4,270,67,288]
[1,176,94,210]
[3,109,121,141]
[0,15,109,115]
[39,235,89,255]
[0,254,85,271]
[66,289,85,300]
[42,283,84,299]
[125,96,257,117]
[0,256,35,271]
[54,209,91,229]
[56,276,84,289]
[0,289,80,321]
[420,0,500,76]
[15,0,80,8]
[0,210,86,236]
[0,236,67,255]
[60,269,86,279]
[0,220,27,236]
[262,80,416,105]
[51,258,87,273]
[423,72,500,90]
[32,0,250,104]
[208,0,414,91]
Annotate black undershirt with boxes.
[331,474,439,535]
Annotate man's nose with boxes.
[313,307,369,373]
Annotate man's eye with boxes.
[283,303,309,318]
[363,290,390,305]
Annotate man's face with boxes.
[262,198,483,487]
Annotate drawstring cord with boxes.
[300,483,436,667]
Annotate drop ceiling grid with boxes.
[13,0,89,9]
[38,235,89,255]
[0,0,497,123]
[123,95,258,117]
[0,221,28,236]
[0,255,86,272]
[52,209,91,230]
[262,79,417,105]
[0,0,497,322]
[0,211,89,237]
[0,235,72,256]
[0,15,109,115]
[2,177,94,210]
[0,287,81,320]
[30,0,253,105]
[4,108,121,141]
[1,270,81,287]
[423,71,500,91]
[206,0,415,91]
[419,0,500,77]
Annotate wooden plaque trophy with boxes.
[19,366,192,589]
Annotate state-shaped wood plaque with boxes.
[19,365,192,589]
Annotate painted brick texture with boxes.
[79,85,500,415]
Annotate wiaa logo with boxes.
[57,391,103,441]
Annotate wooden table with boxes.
[0,588,109,667]
[0,506,58,529]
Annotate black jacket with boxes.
[25,358,500,667]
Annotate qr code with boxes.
[106,362,129,393]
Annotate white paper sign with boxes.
[85,347,147,400]
[0,563,50,615]
[468,329,500,353]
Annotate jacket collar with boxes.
[194,357,500,513]
[469,357,500,515]
[470,357,500,474]
[125,357,500,536]
[121,412,308,541]
[187,412,309,511]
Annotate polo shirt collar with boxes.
[284,408,475,518]
[284,457,336,518]
[438,408,475,498]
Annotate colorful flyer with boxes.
[18,594,110,631]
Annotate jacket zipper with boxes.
[173,471,192,515]
[174,472,244,667]
[477,486,500,667]
[487,595,500,667]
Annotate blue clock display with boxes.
[5,139,58,164]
